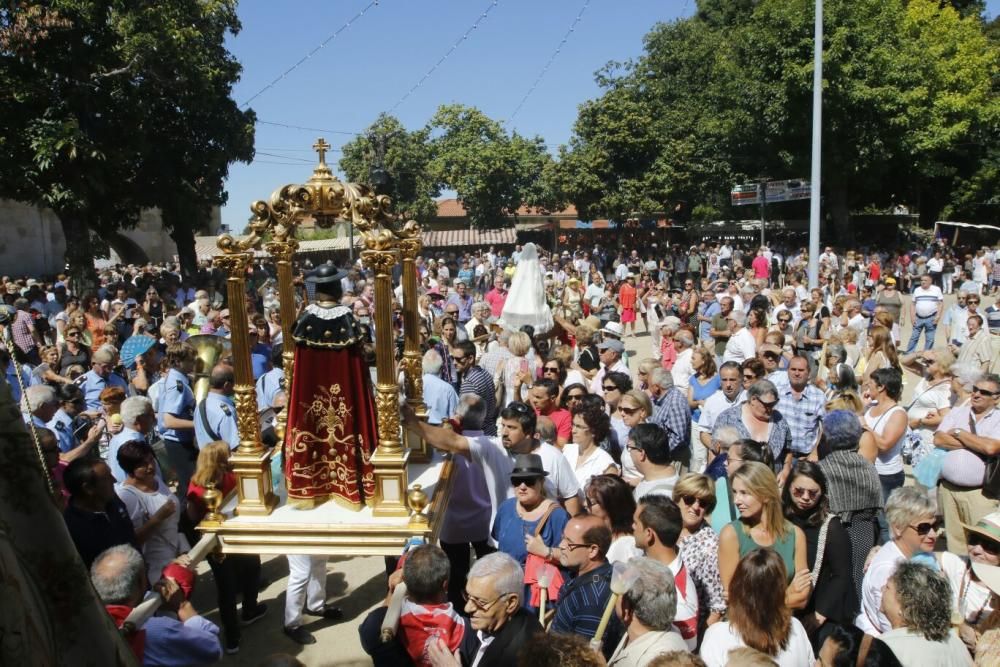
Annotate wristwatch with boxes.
[952,428,962,437]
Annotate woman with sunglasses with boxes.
[781,462,858,641]
[584,474,641,565]
[565,401,618,488]
[614,388,650,481]
[492,454,569,609]
[719,462,811,614]
[739,358,765,393]
[712,380,793,482]
[559,383,589,412]
[933,512,1000,655]
[857,486,939,636]
[673,473,726,633]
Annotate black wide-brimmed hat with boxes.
[305,260,348,285]
[510,453,548,481]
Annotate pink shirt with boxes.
[485,288,507,317]
[752,255,771,279]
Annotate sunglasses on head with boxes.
[507,402,531,414]
[910,520,943,536]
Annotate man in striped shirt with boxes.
[905,273,943,353]
[454,340,497,436]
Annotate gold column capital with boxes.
[264,238,300,263]
[213,251,253,275]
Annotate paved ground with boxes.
[194,291,968,666]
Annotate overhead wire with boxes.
[388,0,502,113]
[239,1,380,108]
[506,0,592,126]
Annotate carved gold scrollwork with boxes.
[214,252,253,276]
[233,384,263,454]
[374,384,402,455]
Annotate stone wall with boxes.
[0,199,222,277]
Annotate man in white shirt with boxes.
[772,288,801,325]
[722,310,756,364]
[845,298,868,337]
[819,246,839,275]
[584,273,606,311]
[904,273,944,353]
[670,330,695,392]
[590,339,629,396]
[697,361,745,452]
[927,249,944,289]
[402,400,582,531]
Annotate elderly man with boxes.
[722,310,756,364]
[550,514,623,659]
[91,545,222,665]
[109,396,158,482]
[670,330,695,392]
[631,495,698,648]
[777,355,826,461]
[906,273,944,353]
[485,275,509,318]
[934,372,1000,554]
[650,370,692,471]
[79,346,128,412]
[956,314,993,371]
[696,361,744,460]
[607,558,688,666]
[591,339,628,397]
[427,552,541,666]
[24,384,59,429]
[422,349,459,426]
[464,301,491,340]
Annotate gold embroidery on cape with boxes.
[286,383,369,505]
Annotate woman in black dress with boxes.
[783,460,859,650]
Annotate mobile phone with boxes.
[519,359,529,375]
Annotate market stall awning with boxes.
[420,227,516,247]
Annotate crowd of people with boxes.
[2,235,1000,666]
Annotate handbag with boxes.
[524,503,565,608]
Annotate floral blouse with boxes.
[678,522,727,616]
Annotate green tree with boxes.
[0,1,253,287]
[426,104,557,228]
[339,114,439,224]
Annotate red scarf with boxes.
[104,605,145,662]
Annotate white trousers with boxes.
[284,555,327,629]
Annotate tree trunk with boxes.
[57,211,97,295]
[917,179,947,228]
[169,224,198,284]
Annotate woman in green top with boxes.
[719,461,812,611]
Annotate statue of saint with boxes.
[283,262,377,509]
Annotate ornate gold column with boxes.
[397,228,430,463]
[264,238,299,442]
[362,248,410,517]
[214,252,277,516]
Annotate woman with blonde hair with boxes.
[718,462,811,611]
[674,473,727,630]
[861,325,900,382]
[186,441,265,654]
[499,330,536,406]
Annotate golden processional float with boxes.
[195,139,452,556]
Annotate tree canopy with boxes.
[0,0,254,285]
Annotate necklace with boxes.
[960,563,991,626]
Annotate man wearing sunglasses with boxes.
[934,373,1000,554]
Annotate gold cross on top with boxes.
[312,138,330,165]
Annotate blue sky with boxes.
[220,0,1000,231]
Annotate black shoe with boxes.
[283,625,316,645]
[241,602,268,626]
[224,641,240,655]
[305,605,343,620]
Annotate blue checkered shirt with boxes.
[777,384,826,454]
[652,387,692,452]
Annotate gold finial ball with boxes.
[274,421,285,444]
[407,484,429,524]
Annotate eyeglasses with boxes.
[543,366,559,372]
[968,532,1000,554]
[742,373,757,380]
[680,495,709,510]
[603,385,619,392]
[619,406,641,416]
[972,386,1000,397]
[909,520,943,536]
[566,393,585,401]
[968,300,980,305]
[791,486,821,500]
[754,397,779,410]
[462,591,511,613]
[559,536,594,551]
[511,477,542,487]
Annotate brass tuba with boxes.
[185,334,233,403]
